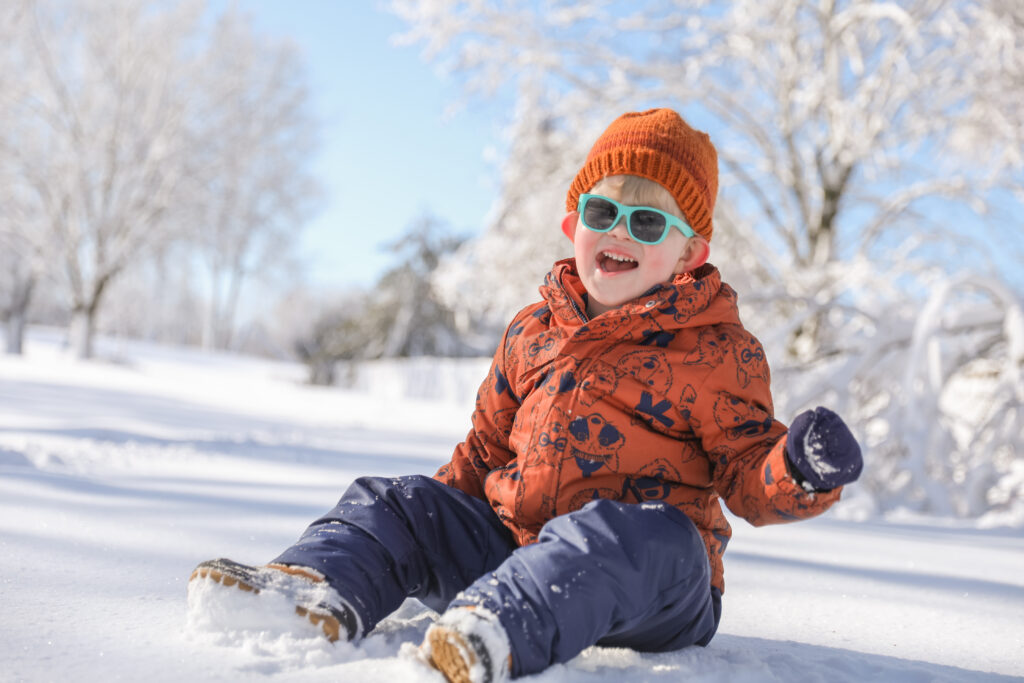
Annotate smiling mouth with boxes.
[598,251,638,273]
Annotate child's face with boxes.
[573,178,695,317]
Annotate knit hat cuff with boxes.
[566,109,718,242]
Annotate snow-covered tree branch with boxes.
[187,9,321,350]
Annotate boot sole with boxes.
[190,560,344,642]
[427,626,495,683]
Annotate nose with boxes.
[609,216,630,239]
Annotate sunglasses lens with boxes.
[583,197,618,230]
[629,210,668,243]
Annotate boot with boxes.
[188,558,360,642]
[422,607,512,683]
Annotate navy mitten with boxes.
[785,407,863,491]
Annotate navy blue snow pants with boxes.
[273,475,721,677]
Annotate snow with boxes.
[2,328,1022,682]
[801,428,839,478]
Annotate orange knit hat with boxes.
[566,108,719,242]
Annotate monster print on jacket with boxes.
[436,258,841,593]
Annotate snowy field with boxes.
[1,329,1022,682]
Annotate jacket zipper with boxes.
[558,273,589,324]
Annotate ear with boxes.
[561,212,578,242]
[675,236,710,274]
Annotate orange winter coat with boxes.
[435,258,841,593]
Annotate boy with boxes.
[188,108,863,682]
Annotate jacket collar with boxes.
[539,258,736,329]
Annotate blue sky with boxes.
[238,2,503,291]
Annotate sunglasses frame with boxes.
[577,193,696,245]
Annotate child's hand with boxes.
[785,407,863,492]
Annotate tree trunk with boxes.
[68,273,113,360]
[308,358,336,386]
[4,313,26,354]
[201,300,217,351]
[3,276,34,355]
[202,261,223,350]
[217,265,246,351]
[69,306,97,359]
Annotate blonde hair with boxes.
[589,175,684,219]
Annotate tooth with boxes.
[603,252,636,262]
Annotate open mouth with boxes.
[598,251,638,273]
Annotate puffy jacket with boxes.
[435,258,841,592]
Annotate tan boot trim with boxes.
[265,563,324,583]
[188,566,259,593]
[295,605,341,642]
[427,626,474,683]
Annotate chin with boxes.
[590,290,636,312]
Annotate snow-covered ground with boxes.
[1,329,1022,682]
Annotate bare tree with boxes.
[0,1,41,353]
[1,0,320,357]
[188,9,320,350]
[295,215,475,384]
[0,232,37,354]
[5,0,202,358]
[0,147,40,354]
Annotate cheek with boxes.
[573,223,599,261]
[646,235,687,276]
[642,247,679,278]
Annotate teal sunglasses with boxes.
[577,193,695,245]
